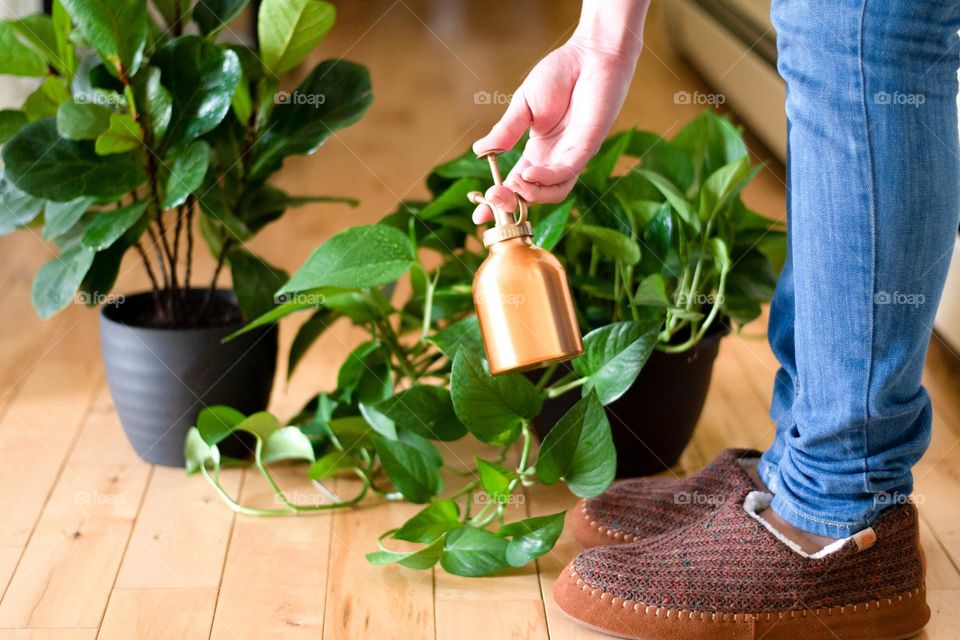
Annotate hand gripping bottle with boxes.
[470,150,583,375]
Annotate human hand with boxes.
[472,38,641,224]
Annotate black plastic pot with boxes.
[100,289,278,467]
[532,323,728,478]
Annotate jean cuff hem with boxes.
[769,493,864,538]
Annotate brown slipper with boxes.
[555,489,928,640]
[569,448,762,548]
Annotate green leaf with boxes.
[440,527,509,577]
[367,534,445,570]
[162,141,209,209]
[60,0,148,76]
[417,177,482,220]
[582,131,631,191]
[571,224,641,266]
[81,201,147,251]
[8,15,57,71]
[499,511,566,566]
[22,77,69,121]
[152,36,241,147]
[196,405,245,446]
[42,197,94,240]
[51,0,76,80]
[535,391,615,497]
[184,427,220,475]
[392,499,461,543]
[572,320,660,405]
[234,411,281,440]
[634,168,699,230]
[2,119,145,201]
[134,67,172,140]
[534,200,572,251]
[375,385,467,441]
[672,111,748,184]
[428,315,483,359]
[307,451,356,480]
[193,0,250,36]
[31,243,95,318]
[0,175,44,235]
[93,112,142,154]
[450,350,543,446]
[337,341,383,403]
[153,0,192,30]
[56,100,111,141]
[228,248,289,321]
[698,157,754,222]
[261,426,315,464]
[0,110,28,144]
[259,0,335,75]
[249,59,372,179]
[373,434,442,504]
[279,224,414,294]
[634,273,671,307]
[476,458,515,503]
[0,21,48,77]
[288,308,338,376]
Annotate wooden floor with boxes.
[1,1,959,638]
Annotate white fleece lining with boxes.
[742,491,852,559]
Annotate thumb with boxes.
[473,89,531,155]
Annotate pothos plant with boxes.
[184,110,785,576]
[0,0,371,324]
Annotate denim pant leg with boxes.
[767,0,960,538]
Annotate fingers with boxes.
[519,162,578,187]
[506,175,578,204]
[473,89,531,156]
[471,185,519,224]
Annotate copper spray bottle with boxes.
[470,150,583,375]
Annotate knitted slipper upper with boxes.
[573,487,923,614]
[581,448,761,539]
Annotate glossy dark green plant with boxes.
[0,0,371,324]
[185,110,785,577]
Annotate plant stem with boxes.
[200,238,233,320]
[184,198,195,294]
[546,376,587,398]
[135,240,163,314]
[535,364,558,391]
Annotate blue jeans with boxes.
[758,0,960,538]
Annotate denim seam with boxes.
[772,493,865,530]
[856,0,877,497]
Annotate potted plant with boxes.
[0,0,372,466]
[182,109,785,576]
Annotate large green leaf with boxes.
[571,224,641,265]
[634,168,699,231]
[440,527,509,577]
[193,0,250,36]
[498,511,566,566]
[31,243,95,318]
[374,385,467,441]
[234,411,281,440]
[184,427,220,475]
[0,110,28,144]
[259,0,335,75]
[373,434,442,504]
[698,157,754,222]
[428,315,483,359]
[476,458,514,504]
[81,201,147,251]
[134,67,172,140]
[278,224,414,294]
[196,405,246,446]
[228,248,290,321]
[261,426,315,464]
[60,0,148,76]
[392,499,461,543]
[367,534,445,570]
[572,320,660,405]
[535,391,615,497]
[56,100,111,140]
[42,197,94,240]
[248,59,372,179]
[534,201,572,251]
[450,350,542,446]
[152,36,241,147]
[22,77,70,121]
[94,112,142,155]
[162,140,209,209]
[417,177,481,220]
[0,175,44,235]
[2,119,145,201]
[0,21,48,77]
[288,307,339,376]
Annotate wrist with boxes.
[572,0,649,59]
